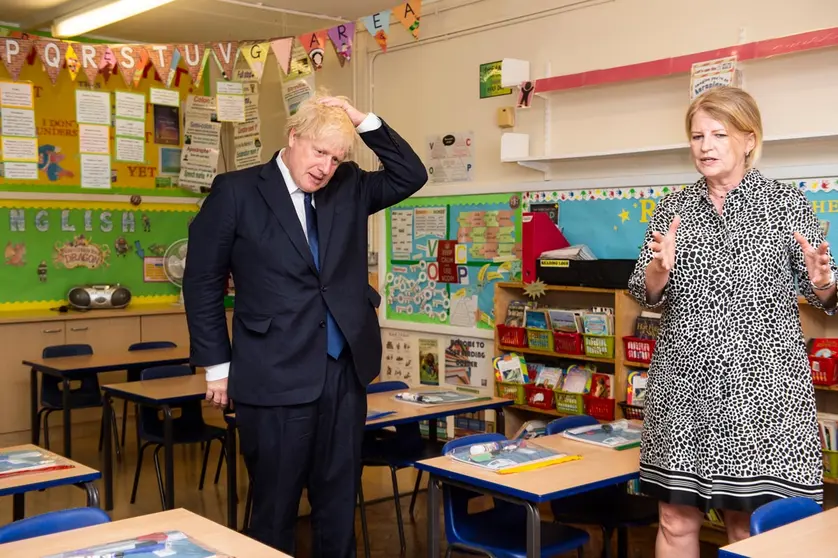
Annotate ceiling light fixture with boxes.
[51,0,178,38]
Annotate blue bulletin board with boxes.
[523,177,838,259]
[384,193,523,330]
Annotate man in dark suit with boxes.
[182,95,427,557]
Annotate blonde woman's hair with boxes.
[285,90,356,159]
[685,86,764,168]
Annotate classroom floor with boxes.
[0,418,832,557]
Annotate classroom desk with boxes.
[100,373,208,512]
[0,507,291,557]
[223,390,512,530]
[23,347,190,459]
[415,434,641,558]
[0,444,100,521]
[718,505,838,558]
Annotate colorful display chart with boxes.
[0,25,207,197]
[385,193,523,330]
[0,200,196,308]
[523,177,838,259]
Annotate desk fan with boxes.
[163,238,188,304]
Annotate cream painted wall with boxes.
[358,0,838,186]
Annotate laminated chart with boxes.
[385,193,523,330]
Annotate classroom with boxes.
[0,0,837,556]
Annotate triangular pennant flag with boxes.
[0,38,34,81]
[271,37,294,74]
[361,11,390,52]
[176,43,207,86]
[112,44,146,88]
[327,22,354,67]
[147,44,175,84]
[194,48,211,86]
[34,39,69,85]
[166,48,180,88]
[393,0,421,39]
[72,42,100,85]
[240,41,270,81]
[270,38,293,75]
[210,41,238,80]
[98,46,116,70]
[132,47,150,88]
[65,42,80,81]
[298,30,327,70]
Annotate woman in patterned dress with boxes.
[628,86,838,557]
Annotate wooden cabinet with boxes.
[141,314,190,348]
[0,321,67,433]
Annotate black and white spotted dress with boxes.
[628,168,837,512]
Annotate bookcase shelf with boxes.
[497,344,615,365]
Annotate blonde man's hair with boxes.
[685,86,764,168]
[285,90,356,159]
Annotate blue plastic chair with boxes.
[37,344,119,453]
[129,365,225,510]
[750,497,822,535]
[546,416,658,558]
[359,381,441,557]
[441,432,589,558]
[0,507,111,543]
[121,341,178,447]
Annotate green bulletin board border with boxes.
[384,192,523,328]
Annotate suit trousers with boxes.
[236,351,366,557]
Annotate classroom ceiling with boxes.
[1,0,399,42]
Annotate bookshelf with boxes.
[492,282,647,438]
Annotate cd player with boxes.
[67,284,132,310]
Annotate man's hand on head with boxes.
[206,377,229,409]
[318,97,367,128]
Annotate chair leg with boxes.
[43,410,52,450]
[121,400,129,448]
[98,409,105,451]
[109,407,121,461]
[213,442,225,484]
[357,473,371,558]
[578,547,585,558]
[243,476,254,533]
[152,444,166,509]
[409,469,422,520]
[389,465,406,555]
[198,439,212,490]
[130,441,152,504]
[616,526,628,558]
[601,525,614,558]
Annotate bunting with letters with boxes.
[0,0,423,86]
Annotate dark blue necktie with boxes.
[304,192,346,359]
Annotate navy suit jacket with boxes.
[183,120,427,406]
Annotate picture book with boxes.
[626,370,648,406]
[634,315,661,339]
[562,419,643,450]
[0,449,72,478]
[524,308,551,330]
[505,300,530,327]
[394,390,480,405]
[590,373,614,399]
[446,438,581,474]
[559,364,593,394]
[42,531,231,558]
[512,419,548,440]
[493,353,529,383]
[547,309,583,333]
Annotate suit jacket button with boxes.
[319,321,326,328]
[321,286,327,292]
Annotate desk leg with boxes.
[426,474,440,558]
[62,377,72,458]
[163,405,175,510]
[226,419,237,529]
[525,501,542,558]
[103,394,114,511]
[80,481,100,509]
[12,493,24,521]
[428,419,438,444]
[30,369,38,445]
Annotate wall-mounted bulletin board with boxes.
[0,25,208,198]
[383,193,523,333]
[522,176,838,258]
[0,200,195,309]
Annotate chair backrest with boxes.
[40,344,99,407]
[0,507,111,544]
[546,415,599,435]
[750,497,822,535]
[138,365,203,436]
[367,380,409,394]
[442,433,509,545]
[129,341,177,351]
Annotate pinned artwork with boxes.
[53,235,111,269]
[517,81,534,108]
[4,241,25,266]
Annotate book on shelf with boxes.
[42,531,229,558]
[446,438,581,474]
[393,390,481,406]
[512,419,548,440]
[626,370,648,406]
[634,311,661,339]
[590,373,614,398]
[493,353,529,383]
[540,244,597,260]
[505,300,531,327]
[562,419,642,450]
